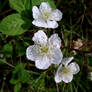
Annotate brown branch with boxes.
[79,40,92,50]
[61,40,92,54]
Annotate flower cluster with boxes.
[26,2,80,83]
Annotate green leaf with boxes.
[19,70,30,83]
[9,0,32,14]
[10,78,19,85]
[10,63,30,84]
[3,43,13,57]
[32,0,56,9]
[14,83,22,92]
[0,14,31,36]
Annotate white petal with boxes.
[62,73,73,83]
[47,20,58,29]
[32,30,47,46]
[35,55,51,70]
[54,64,63,83]
[50,9,63,21]
[32,6,41,19]
[55,72,62,83]
[62,57,74,66]
[32,19,48,28]
[26,45,40,61]
[32,19,58,29]
[49,34,61,48]
[40,2,52,14]
[50,48,63,64]
[68,62,80,75]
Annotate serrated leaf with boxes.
[9,0,32,14]
[32,0,56,9]
[0,14,31,36]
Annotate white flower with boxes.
[26,30,63,70]
[32,2,63,29]
[55,57,80,83]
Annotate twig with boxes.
[79,40,92,50]
[0,59,15,68]
[61,46,92,53]
[4,61,15,68]
[61,40,92,54]
[56,84,59,92]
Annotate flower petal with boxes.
[47,20,58,29]
[55,72,62,83]
[32,6,41,19]
[54,64,63,83]
[32,30,47,46]
[32,17,59,29]
[49,34,61,48]
[50,48,63,64]
[62,73,73,83]
[26,45,40,61]
[62,57,74,66]
[39,2,52,14]
[35,55,51,70]
[68,62,80,75]
[50,9,63,21]
[32,19,47,28]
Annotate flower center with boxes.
[43,12,50,20]
[60,67,70,74]
[40,46,49,54]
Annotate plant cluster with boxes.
[0,0,92,92]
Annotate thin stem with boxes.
[56,84,59,92]
[1,59,15,68]
[4,61,15,68]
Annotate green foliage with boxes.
[31,73,45,91]
[10,63,30,92]
[10,63,30,84]
[9,0,32,14]
[0,14,31,36]
[14,83,22,92]
[0,0,92,92]
[3,43,13,57]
